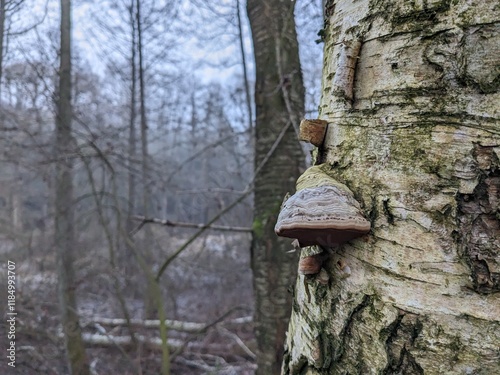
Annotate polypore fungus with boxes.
[297,245,329,275]
[299,119,328,147]
[298,255,323,275]
[275,165,370,247]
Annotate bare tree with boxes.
[0,0,6,101]
[236,0,253,132]
[0,0,47,103]
[55,0,90,374]
[126,0,137,244]
[135,0,160,323]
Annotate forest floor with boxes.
[0,231,256,374]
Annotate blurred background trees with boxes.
[0,0,323,374]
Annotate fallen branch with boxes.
[176,356,257,375]
[227,316,253,324]
[169,307,251,360]
[78,333,183,350]
[75,333,251,355]
[86,315,253,333]
[87,318,206,332]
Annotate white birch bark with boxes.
[282,1,499,374]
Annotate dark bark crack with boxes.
[457,145,500,294]
[334,294,373,363]
[382,310,424,375]
[383,198,395,225]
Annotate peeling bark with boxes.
[282,0,499,374]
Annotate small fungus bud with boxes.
[337,259,352,278]
[299,119,328,147]
[316,268,330,285]
[299,255,323,275]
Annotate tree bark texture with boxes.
[135,0,157,321]
[236,0,253,133]
[0,0,5,102]
[247,0,306,374]
[127,0,137,236]
[56,0,90,374]
[282,1,499,374]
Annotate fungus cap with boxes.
[275,185,370,247]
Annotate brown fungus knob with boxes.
[299,119,328,147]
[275,165,370,247]
[298,255,323,275]
[298,245,329,275]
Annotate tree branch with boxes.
[131,216,252,235]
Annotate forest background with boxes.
[0,0,324,374]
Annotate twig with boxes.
[80,133,170,370]
[131,216,252,235]
[93,323,134,367]
[163,130,249,185]
[169,306,249,360]
[81,155,138,351]
[218,327,256,359]
[275,39,301,138]
[176,188,246,195]
[174,357,214,372]
[273,4,306,141]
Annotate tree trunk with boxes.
[127,0,137,236]
[11,169,21,232]
[135,0,157,320]
[282,1,499,374]
[56,0,90,374]
[236,0,253,133]
[247,0,306,374]
[0,0,5,103]
[124,0,138,280]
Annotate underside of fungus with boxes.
[275,165,370,247]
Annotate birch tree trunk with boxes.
[282,1,499,374]
[247,0,305,373]
[56,0,90,373]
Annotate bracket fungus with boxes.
[298,255,324,275]
[275,165,370,247]
[299,119,328,147]
[298,246,330,275]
